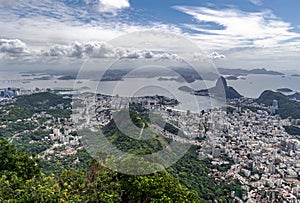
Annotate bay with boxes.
[1,71,299,112]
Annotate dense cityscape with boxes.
[1,0,300,202]
[1,84,300,202]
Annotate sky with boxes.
[0,0,299,71]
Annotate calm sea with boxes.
[0,71,299,111]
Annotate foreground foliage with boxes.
[0,138,202,202]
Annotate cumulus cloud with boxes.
[42,42,114,58]
[192,51,225,60]
[0,39,29,54]
[41,41,183,60]
[0,38,224,63]
[1,38,299,70]
[97,0,130,14]
[208,52,226,60]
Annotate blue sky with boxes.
[0,0,299,71]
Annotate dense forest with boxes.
[0,138,202,202]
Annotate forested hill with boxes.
[256,90,300,119]
[0,137,241,202]
[0,138,201,202]
[15,92,71,107]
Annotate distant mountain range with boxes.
[24,67,284,84]
[218,68,284,76]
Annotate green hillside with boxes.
[257,90,300,119]
[16,92,70,107]
[103,110,165,155]
[0,138,202,202]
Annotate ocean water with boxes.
[227,74,300,98]
[0,71,299,111]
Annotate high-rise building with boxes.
[269,106,276,115]
[272,100,278,109]
[212,147,221,158]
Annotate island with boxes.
[58,75,76,80]
[33,76,52,80]
[178,86,193,93]
[225,75,239,80]
[218,68,284,76]
[291,74,300,77]
[157,77,186,83]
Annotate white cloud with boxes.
[0,1,181,50]
[0,39,184,63]
[0,1,299,70]
[97,0,130,14]
[0,0,22,6]
[208,52,226,60]
[172,6,300,70]
[42,42,114,58]
[249,0,262,6]
[0,1,126,44]
[0,39,215,63]
[0,39,29,54]
[192,51,226,61]
[173,6,300,50]
[41,41,183,60]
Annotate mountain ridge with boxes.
[218,68,284,76]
